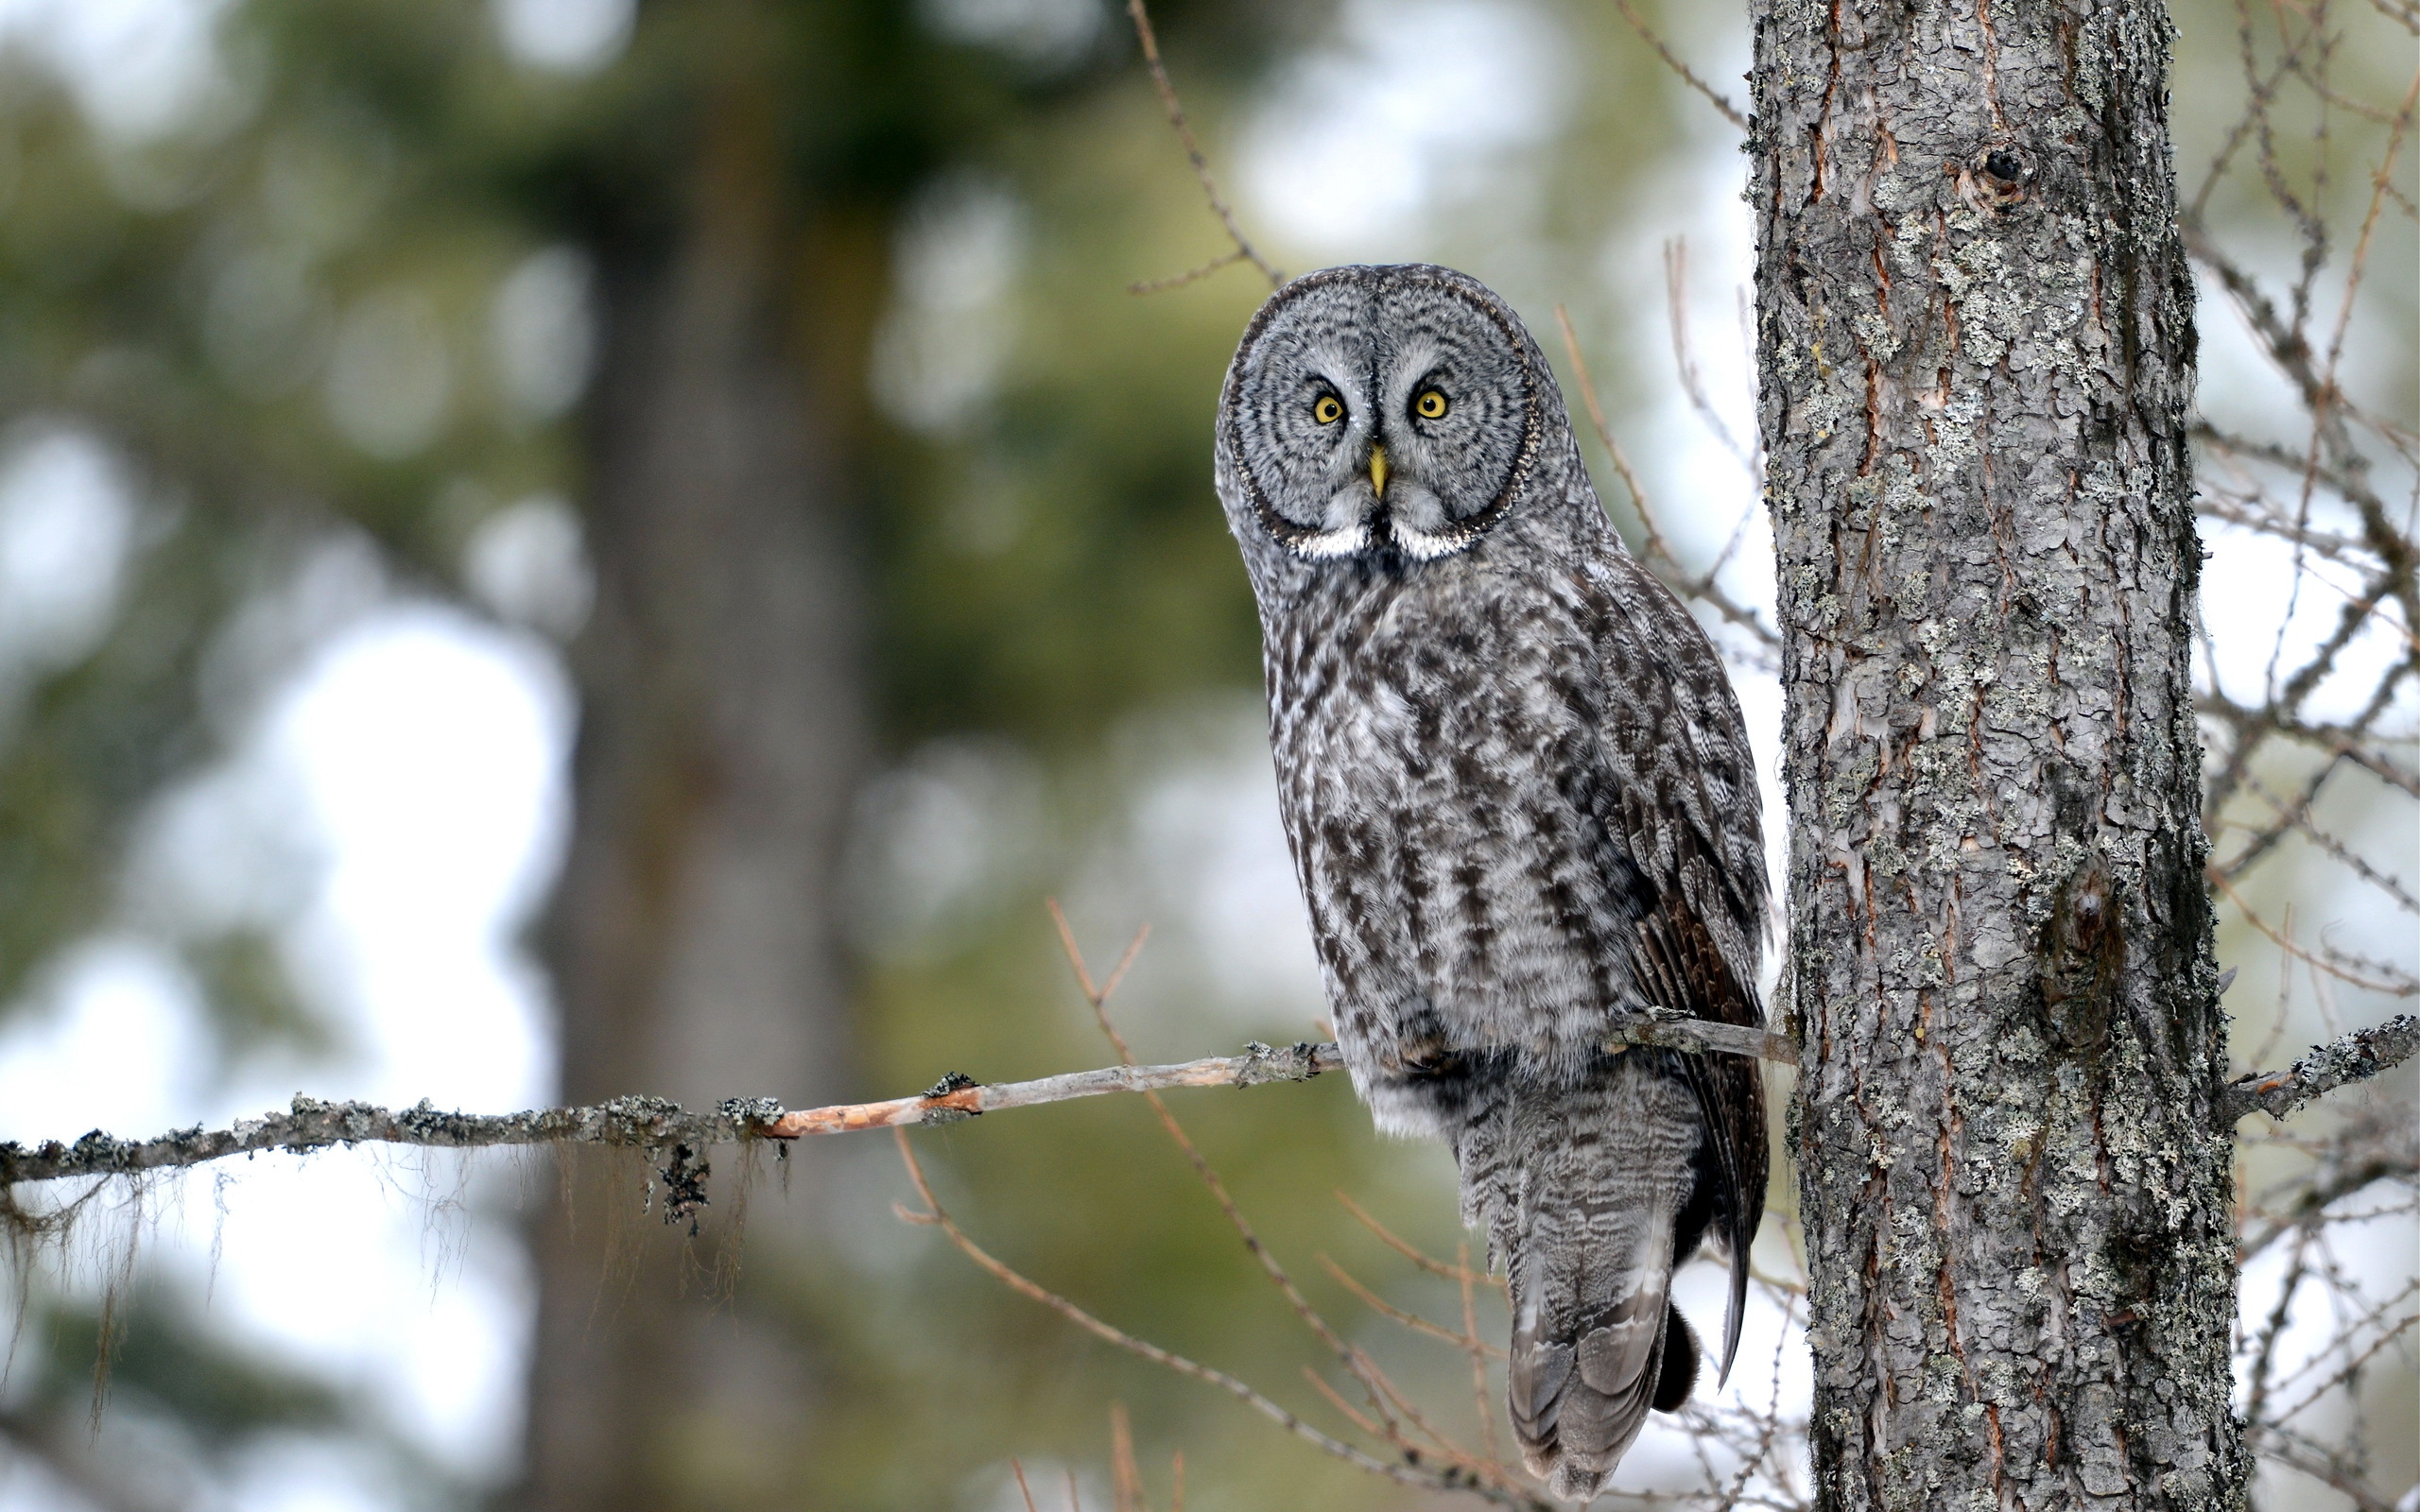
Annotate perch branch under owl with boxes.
[0,1017,1791,1189]
[4,1013,2404,1189]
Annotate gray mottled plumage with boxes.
[1212,265,1769,1502]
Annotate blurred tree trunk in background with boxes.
[524,37,886,1512]
[1752,3,2241,1510]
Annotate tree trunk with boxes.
[1750,4,2241,1509]
[518,77,882,1512]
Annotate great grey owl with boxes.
[1213,264,1769,1501]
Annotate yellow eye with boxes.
[1416,389,1449,420]
[1312,394,1343,424]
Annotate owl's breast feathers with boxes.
[1263,520,1766,1046]
[1261,516,1770,1364]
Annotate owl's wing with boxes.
[1585,555,1771,1383]
[1630,884,1769,1383]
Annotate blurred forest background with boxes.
[0,0,2408,1509]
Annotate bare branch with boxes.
[2199,686,2420,804]
[0,1014,1802,1191]
[2184,228,2420,640]
[55,991,2403,1195]
[2265,1279,2420,1425]
[1123,0,1283,292]
[1551,304,1781,654]
[890,1129,1551,1510]
[2241,772,2420,918]
[1111,1402,1143,1512]
[2195,423,2411,551]
[1318,1251,1504,1357]
[1613,0,1749,130]
[769,1040,1341,1135]
[0,1093,768,1192]
[1664,240,1761,485]
[2209,868,2420,997]
[0,1049,1345,1190]
[1335,1190,1503,1289]
[2240,1105,2420,1262]
[2247,1426,2404,1512]
[1048,904,1407,1439]
[1459,1241,1503,1468]
[2224,1014,2420,1123]
[1128,249,1251,296]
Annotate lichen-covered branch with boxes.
[18,988,2383,1193]
[0,1093,774,1191]
[2223,1015,2420,1124]
[10,984,2381,1193]
[0,1048,1337,1190]
[0,1018,1805,1191]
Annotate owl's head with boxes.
[1217,264,1551,565]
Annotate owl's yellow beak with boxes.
[1368,444,1390,499]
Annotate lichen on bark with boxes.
[1750,1,2241,1507]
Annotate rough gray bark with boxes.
[520,87,878,1512]
[1749,3,2241,1510]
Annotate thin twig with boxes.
[2200,687,2420,804]
[1303,1366,1391,1441]
[2267,1285,2420,1426]
[1111,1401,1145,1512]
[2240,1120,2420,1263]
[2242,771,2420,918]
[1556,307,1681,566]
[2247,1424,2403,1512]
[1460,1241,1504,1468]
[1128,249,1251,296]
[2240,1225,2311,1431]
[1613,0,1749,130]
[1361,1356,1521,1488]
[1048,902,1406,1440]
[1335,1191,1503,1289]
[2210,869,2420,997]
[1552,305,1781,652]
[2314,60,2420,437]
[1123,0,1283,292]
[1318,1252,1505,1356]
[890,1130,1550,1509]
[1665,240,1761,484]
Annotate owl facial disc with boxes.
[1220,265,1546,564]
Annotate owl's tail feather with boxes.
[1459,1064,1703,1503]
